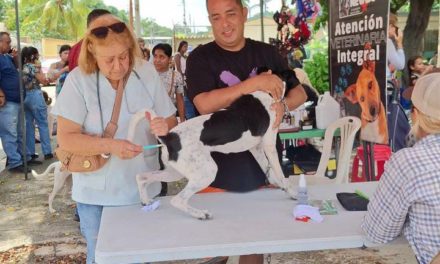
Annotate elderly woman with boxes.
[52,14,177,264]
[362,73,440,264]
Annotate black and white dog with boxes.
[136,70,299,220]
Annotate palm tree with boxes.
[22,0,90,40]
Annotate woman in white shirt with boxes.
[52,15,177,264]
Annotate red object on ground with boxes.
[351,144,392,182]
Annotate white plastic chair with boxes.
[290,116,361,185]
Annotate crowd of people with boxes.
[0,0,439,263]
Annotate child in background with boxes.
[42,91,55,138]
[408,55,433,86]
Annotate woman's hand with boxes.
[150,117,169,136]
[110,139,143,160]
[145,112,169,136]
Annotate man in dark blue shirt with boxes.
[0,32,32,173]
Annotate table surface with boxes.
[279,128,326,140]
[95,182,406,264]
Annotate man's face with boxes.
[0,34,12,54]
[153,49,171,73]
[207,0,248,51]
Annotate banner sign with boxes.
[329,0,389,144]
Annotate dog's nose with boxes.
[370,107,377,117]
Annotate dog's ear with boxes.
[344,84,358,103]
[363,60,376,73]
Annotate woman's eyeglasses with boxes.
[90,22,126,38]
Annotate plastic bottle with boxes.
[315,91,340,129]
[297,174,309,205]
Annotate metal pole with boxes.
[134,0,141,36]
[362,141,370,181]
[14,0,28,180]
[259,0,265,42]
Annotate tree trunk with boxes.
[402,0,434,84]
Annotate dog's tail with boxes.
[32,161,60,179]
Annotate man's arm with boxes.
[361,155,410,243]
[193,73,284,114]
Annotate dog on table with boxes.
[135,70,299,220]
[344,47,388,144]
[32,161,71,213]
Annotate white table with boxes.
[95,182,402,264]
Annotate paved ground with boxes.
[0,87,417,263]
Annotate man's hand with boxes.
[110,139,143,160]
[270,101,284,129]
[250,71,284,100]
[0,89,5,107]
[395,29,403,49]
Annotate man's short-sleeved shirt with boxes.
[186,39,297,192]
[0,54,20,103]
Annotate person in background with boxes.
[362,73,440,264]
[175,40,196,119]
[186,0,306,263]
[48,44,71,96]
[407,55,433,86]
[21,46,53,160]
[153,43,185,122]
[68,9,111,72]
[52,14,177,264]
[138,37,150,61]
[387,13,405,80]
[0,32,40,173]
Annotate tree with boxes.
[141,18,173,38]
[403,0,435,63]
[21,0,90,40]
[0,0,13,22]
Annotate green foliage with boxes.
[390,0,408,13]
[142,18,173,37]
[313,0,328,32]
[303,52,329,94]
[0,0,13,22]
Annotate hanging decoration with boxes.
[271,0,321,59]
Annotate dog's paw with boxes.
[190,209,213,220]
[141,199,155,207]
[49,208,56,213]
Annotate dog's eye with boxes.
[360,96,365,102]
[368,81,373,90]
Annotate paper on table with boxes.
[141,200,161,212]
[293,204,324,223]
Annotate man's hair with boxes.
[79,17,141,74]
[86,9,111,27]
[0,32,10,38]
[152,43,172,58]
[206,0,243,9]
[59,44,71,55]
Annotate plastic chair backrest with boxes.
[313,116,361,183]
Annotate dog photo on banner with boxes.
[329,0,389,144]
